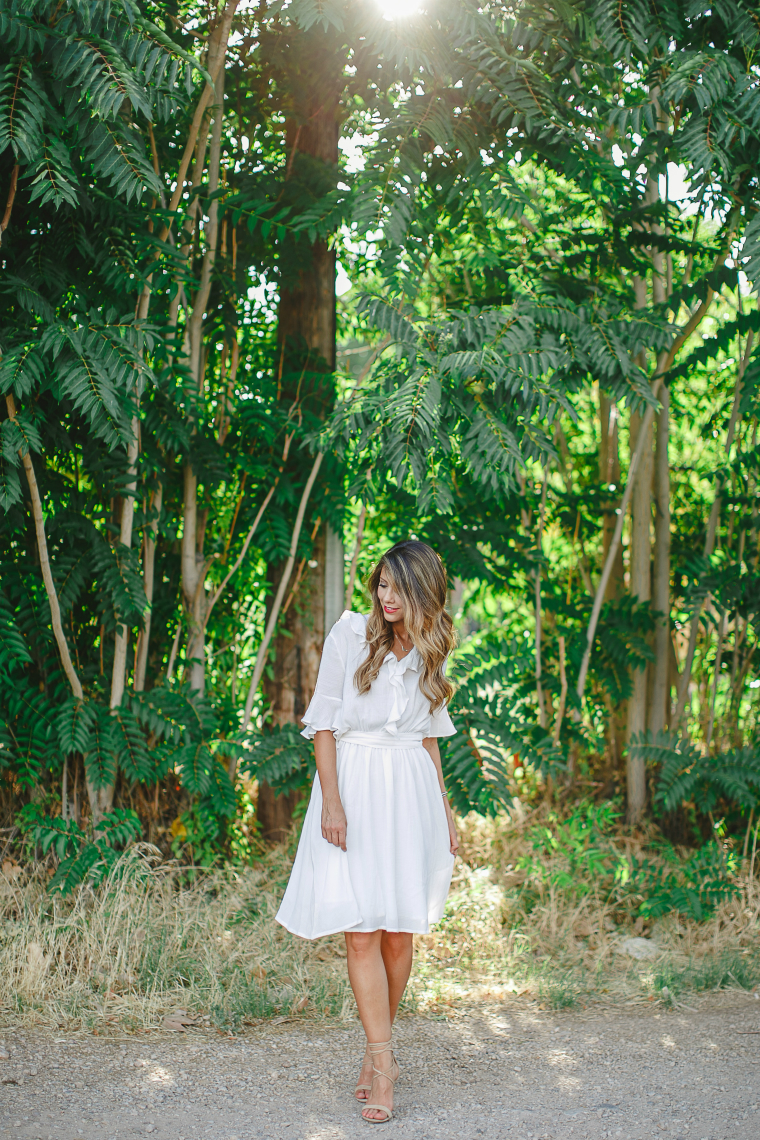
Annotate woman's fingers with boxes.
[328,822,347,851]
[321,798,347,850]
[322,817,348,851]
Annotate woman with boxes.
[276,539,458,1124]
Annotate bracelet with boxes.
[441,791,448,798]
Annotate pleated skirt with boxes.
[275,731,455,940]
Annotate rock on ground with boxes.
[1,991,759,1140]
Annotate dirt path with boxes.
[2,991,759,1140]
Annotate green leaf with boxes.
[94,807,142,847]
[84,706,118,791]
[175,741,213,796]
[111,706,154,783]
[56,697,96,756]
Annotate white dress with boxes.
[276,610,456,940]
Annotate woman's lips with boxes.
[384,606,399,614]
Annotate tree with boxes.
[1,0,758,873]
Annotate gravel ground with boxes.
[1,991,759,1140]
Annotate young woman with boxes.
[276,539,458,1124]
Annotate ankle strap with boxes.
[367,1039,392,1055]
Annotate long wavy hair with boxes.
[354,540,456,712]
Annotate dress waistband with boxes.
[340,731,424,749]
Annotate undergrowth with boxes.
[1,803,759,1032]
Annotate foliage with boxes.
[2,811,758,1036]
[441,632,564,815]
[630,730,760,816]
[513,800,741,923]
[1,0,759,868]
[630,840,741,923]
[22,802,142,894]
[243,723,316,798]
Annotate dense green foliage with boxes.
[1,1,759,899]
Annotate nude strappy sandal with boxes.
[355,1044,372,1101]
[361,1039,399,1124]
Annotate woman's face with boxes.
[377,570,405,624]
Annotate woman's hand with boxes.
[322,795,347,851]
[314,731,345,850]
[445,803,459,857]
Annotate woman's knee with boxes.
[345,930,382,957]
[381,931,413,958]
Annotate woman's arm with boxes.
[314,729,347,851]
[422,736,459,856]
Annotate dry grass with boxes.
[414,808,760,1013]
[1,807,759,1034]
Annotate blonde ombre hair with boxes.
[354,540,456,712]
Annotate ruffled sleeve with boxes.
[300,611,365,740]
[428,702,456,738]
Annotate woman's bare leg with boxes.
[381,931,413,1021]
[353,931,413,1099]
[345,930,406,1119]
[348,931,388,1101]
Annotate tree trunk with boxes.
[257,35,344,840]
[576,231,734,712]
[650,384,671,734]
[345,503,367,609]
[179,33,229,694]
[626,407,654,823]
[674,326,754,725]
[647,177,671,736]
[2,397,115,822]
[535,473,548,730]
[110,413,141,710]
[599,389,626,776]
[598,391,624,600]
[258,529,327,840]
[181,464,207,693]
[325,524,345,631]
[134,482,162,692]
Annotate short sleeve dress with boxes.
[275,610,456,940]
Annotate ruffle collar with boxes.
[339,609,419,671]
[382,646,420,673]
[383,645,420,734]
[338,609,420,735]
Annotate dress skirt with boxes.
[276,731,455,940]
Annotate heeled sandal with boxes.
[361,1039,399,1124]
[355,1044,372,1101]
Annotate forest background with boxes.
[1,0,760,1024]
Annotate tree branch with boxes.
[241,450,324,736]
[205,432,294,624]
[157,0,239,245]
[344,501,367,609]
[0,164,19,245]
[576,223,738,708]
[673,320,755,725]
[576,384,662,703]
[535,470,548,729]
[5,395,83,701]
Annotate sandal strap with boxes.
[367,1038,396,1080]
[362,1040,397,1122]
[368,1041,398,1086]
[371,1061,397,1084]
[362,1103,393,1122]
